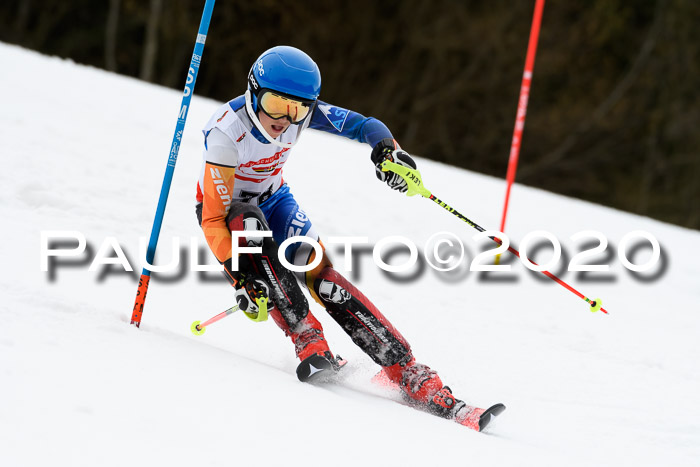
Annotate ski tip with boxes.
[478,403,506,432]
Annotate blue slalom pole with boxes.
[131,0,216,327]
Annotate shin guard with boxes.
[226,203,309,333]
[313,268,411,367]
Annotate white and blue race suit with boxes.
[196,94,394,269]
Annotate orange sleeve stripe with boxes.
[201,162,236,264]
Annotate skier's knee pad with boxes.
[313,268,411,367]
[226,203,272,251]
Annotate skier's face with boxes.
[258,110,291,138]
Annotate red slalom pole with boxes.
[497,0,545,254]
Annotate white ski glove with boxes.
[370,138,417,193]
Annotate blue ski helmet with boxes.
[247,46,321,112]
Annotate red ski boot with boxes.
[376,359,507,431]
[290,313,330,361]
[290,313,346,382]
[383,357,444,404]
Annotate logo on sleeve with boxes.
[318,104,349,132]
[216,110,229,122]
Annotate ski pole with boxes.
[381,160,607,314]
[191,305,239,336]
[130,0,217,328]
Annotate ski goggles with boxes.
[258,90,314,124]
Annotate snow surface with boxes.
[2,43,700,467]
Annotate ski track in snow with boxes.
[2,43,700,466]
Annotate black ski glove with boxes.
[370,138,417,193]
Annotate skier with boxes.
[196,45,479,426]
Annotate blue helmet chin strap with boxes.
[245,89,296,148]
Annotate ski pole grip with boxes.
[241,297,269,322]
[380,160,432,198]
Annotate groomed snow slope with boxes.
[1,43,699,467]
